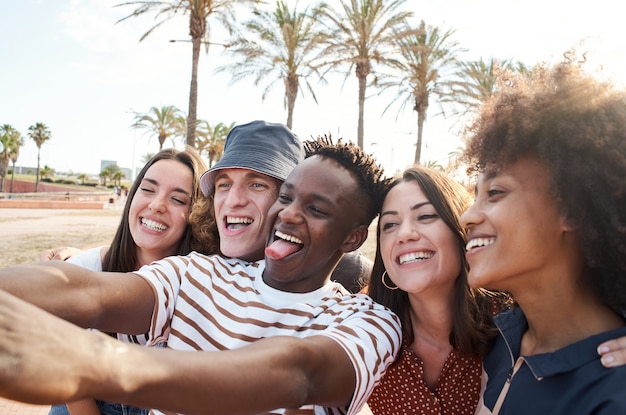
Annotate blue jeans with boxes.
[48,402,149,415]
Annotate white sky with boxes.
[1,0,624,176]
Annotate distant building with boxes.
[12,166,38,175]
[100,160,130,180]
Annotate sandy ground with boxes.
[0,206,123,267]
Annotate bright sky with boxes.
[1,0,623,176]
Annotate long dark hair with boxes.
[367,166,511,357]
[102,147,207,272]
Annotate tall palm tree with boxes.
[216,0,326,129]
[0,125,21,193]
[376,20,465,164]
[27,122,52,192]
[318,0,412,149]
[196,120,233,166]
[116,0,261,148]
[131,105,185,150]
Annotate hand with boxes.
[39,247,83,261]
[0,289,114,404]
[598,336,626,367]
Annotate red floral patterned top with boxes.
[367,340,482,415]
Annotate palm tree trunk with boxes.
[35,150,41,192]
[357,74,367,149]
[186,37,201,148]
[285,76,298,129]
[414,108,426,165]
[9,161,15,193]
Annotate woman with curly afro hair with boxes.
[460,58,626,414]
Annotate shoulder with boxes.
[66,246,108,270]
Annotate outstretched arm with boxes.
[0,262,154,334]
[598,336,626,367]
[0,289,355,415]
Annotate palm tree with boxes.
[39,165,55,181]
[116,0,261,148]
[376,20,465,164]
[216,0,326,129]
[0,125,21,193]
[318,0,412,149]
[452,57,532,115]
[196,120,233,166]
[8,135,24,193]
[27,122,52,192]
[100,164,121,187]
[131,105,184,150]
[77,173,89,186]
[452,57,513,115]
[141,152,156,164]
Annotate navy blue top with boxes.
[479,307,626,414]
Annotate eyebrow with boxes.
[143,177,191,197]
[283,182,333,205]
[381,201,432,217]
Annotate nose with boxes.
[397,220,420,243]
[224,182,248,207]
[149,193,167,214]
[277,202,303,225]
[460,203,479,229]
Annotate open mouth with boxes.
[141,218,168,232]
[465,237,495,251]
[225,216,253,231]
[265,230,303,260]
[397,251,434,265]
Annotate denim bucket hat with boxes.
[200,120,305,196]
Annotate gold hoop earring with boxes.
[381,271,398,290]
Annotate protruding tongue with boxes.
[265,239,301,260]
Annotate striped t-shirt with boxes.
[134,252,402,415]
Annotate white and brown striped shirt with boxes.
[134,252,401,415]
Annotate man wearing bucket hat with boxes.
[190,119,373,291]
[43,120,372,291]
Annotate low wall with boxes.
[0,199,106,209]
[0,180,113,209]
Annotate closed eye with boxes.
[418,213,439,221]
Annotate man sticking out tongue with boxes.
[0,136,400,415]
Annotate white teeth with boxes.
[227,216,253,224]
[275,230,303,245]
[141,218,167,232]
[466,237,495,251]
[398,251,433,265]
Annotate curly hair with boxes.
[461,59,626,316]
[188,194,220,256]
[304,135,391,225]
[368,166,513,357]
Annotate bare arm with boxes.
[0,289,355,415]
[0,262,154,334]
[66,399,102,415]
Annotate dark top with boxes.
[478,307,626,414]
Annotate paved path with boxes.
[0,206,123,237]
